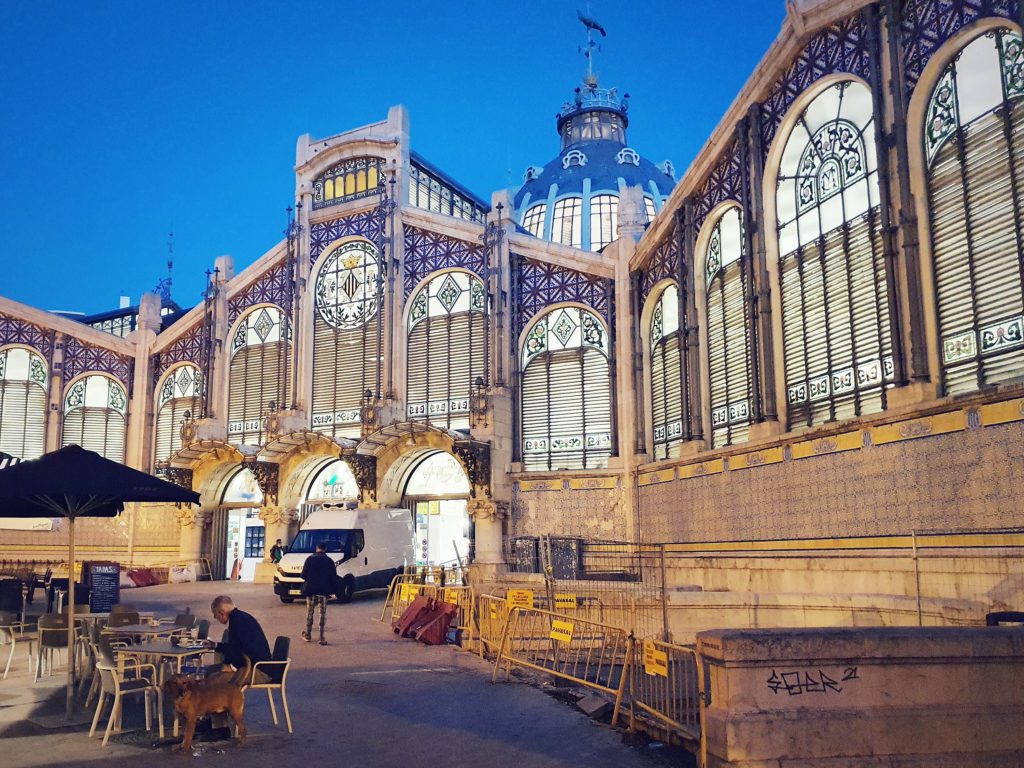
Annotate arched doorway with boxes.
[401,451,471,567]
[214,468,264,581]
[300,458,359,524]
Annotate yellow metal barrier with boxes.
[379,574,439,623]
[436,585,475,649]
[616,638,701,742]
[491,605,633,724]
[475,594,509,658]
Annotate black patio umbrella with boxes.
[0,444,200,717]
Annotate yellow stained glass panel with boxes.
[324,178,335,200]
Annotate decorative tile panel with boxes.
[870,410,967,444]
[791,430,863,460]
[227,261,291,325]
[515,254,611,339]
[62,336,132,386]
[403,226,486,298]
[309,210,383,263]
[638,468,675,485]
[729,446,786,470]
[155,322,204,377]
[678,459,725,479]
[900,0,1016,94]
[0,312,54,357]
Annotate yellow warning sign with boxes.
[550,620,574,644]
[643,640,669,678]
[443,588,460,605]
[507,589,534,610]
[399,583,419,602]
[554,593,577,610]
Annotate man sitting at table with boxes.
[200,595,272,739]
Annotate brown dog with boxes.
[164,657,250,751]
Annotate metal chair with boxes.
[35,613,69,681]
[89,659,163,746]
[0,610,36,679]
[107,612,140,628]
[242,635,292,733]
[196,619,210,640]
[110,603,138,614]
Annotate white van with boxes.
[273,506,414,603]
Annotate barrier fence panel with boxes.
[491,605,633,723]
[380,574,439,623]
[476,594,509,658]
[619,638,702,742]
[437,585,475,649]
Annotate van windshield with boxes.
[289,529,353,555]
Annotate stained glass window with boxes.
[154,364,202,464]
[409,163,486,222]
[522,203,547,238]
[551,197,582,248]
[924,28,1024,394]
[407,271,487,430]
[704,207,752,447]
[775,80,893,428]
[311,240,381,438]
[0,346,47,461]
[62,374,127,462]
[228,307,290,446]
[521,306,611,471]
[312,156,383,210]
[648,285,683,460]
[589,194,619,251]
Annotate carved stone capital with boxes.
[258,505,297,527]
[468,499,509,521]
[175,507,212,530]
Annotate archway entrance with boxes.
[300,458,359,523]
[401,451,471,567]
[213,468,264,582]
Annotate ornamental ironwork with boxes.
[227,261,292,326]
[314,241,380,329]
[343,453,377,501]
[900,0,1015,94]
[639,230,679,302]
[155,323,204,378]
[694,139,744,232]
[0,313,54,358]
[795,119,866,213]
[156,465,194,491]
[452,439,491,499]
[514,255,610,339]
[759,12,872,157]
[403,226,486,299]
[311,156,384,210]
[62,336,132,386]
[242,459,278,505]
[310,210,384,264]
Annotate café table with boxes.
[101,623,180,643]
[118,640,211,736]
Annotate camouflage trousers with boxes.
[305,594,328,637]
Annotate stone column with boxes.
[468,499,508,573]
[175,507,212,562]
[254,505,297,584]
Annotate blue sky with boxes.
[0,1,784,315]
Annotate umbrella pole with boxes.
[66,516,75,720]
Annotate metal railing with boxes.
[476,594,508,658]
[379,574,439,624]
[618,638,702,742]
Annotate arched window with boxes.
[310,240,381,439]
[154,364,202,464]
[406,271,487,430]
[551,197,583,248]
[589,194,619,251]
[522,203,547,238]
[228,306,290,446]
[305,459,359,502]
[62,374,126,462]
[776,80,893,427]
[311,156,383,210]
[644,197,657,223]
[705,207,753,447]
[649,284,683,460]
[924,28,1024,394]
[521,306,611,470]
[0,346,47,460]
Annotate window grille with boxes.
[311,156,383,210]
[649,285,683,460]
[311,240,381,438]
[925,29,1024,394]
[0,346,47,460]
[704,207,753,447]
[551,197,582,248]
[408,163,485,222]
[62,374,127,462]
[521,307,611,471]
[153,364,202,464]
[775,81,893,428]
[589,194,619,251]
[406,271,486,431]
[227,307,290,446]
[244,524,265,559]
[522,203,547,238]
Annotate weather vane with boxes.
[577,4,607,82]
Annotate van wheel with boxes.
[337,577,354,604]
[279,596,294,604]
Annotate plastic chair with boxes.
[107,612,140,628]
[89,660,163,746]
[242,635,292,733]
[171,613,196,634]
[35,613,69,681]
[0,610,36,679]
[196,619,210,640]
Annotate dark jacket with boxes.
[216,608,271,669]
[301,551,337,597]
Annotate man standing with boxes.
[301,542,335,645]
[270,539,285,564]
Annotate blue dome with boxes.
[513,76,675,252]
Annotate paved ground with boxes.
[1,581,686,768]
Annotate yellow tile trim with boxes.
[567,476,617,490]
[728,446,785,471]
[662,532,1024,553]
[791,430,862,460]
[518,479,561,492]
[870,410,966,445]
[678,458,725,479]
[981,397,1024,426]
[638,468,675,486]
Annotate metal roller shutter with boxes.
[62,408,126,462]
[707,261,752,448]
[227,340,290,445]
[406,312,485,431]
[154,395,201,464]
[311,317,377,439]
[0,380,46,460]
[650,334,682,460]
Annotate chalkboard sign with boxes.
[87,562,120,612]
